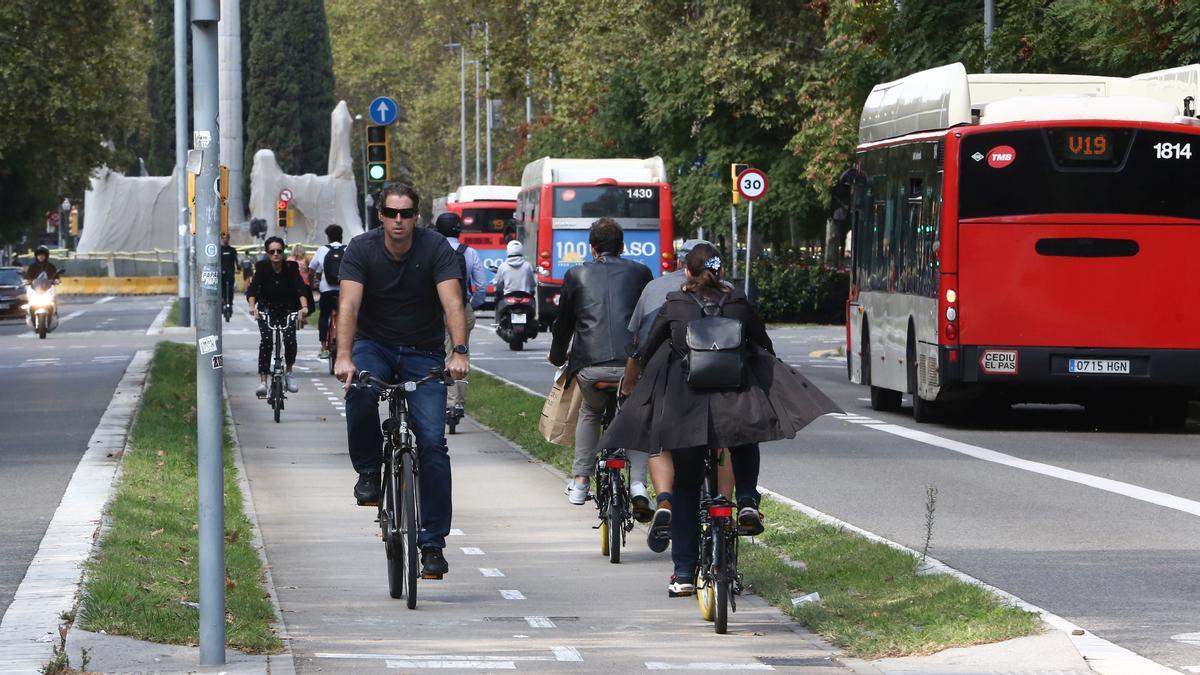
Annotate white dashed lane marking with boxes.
[524,616,555,628]
[499,590,526,600]
[480,568,504,577]
[462,547,485,555]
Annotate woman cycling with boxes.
[247,236,310,397]
[599,242,839,596]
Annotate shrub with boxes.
[751,253,848,324]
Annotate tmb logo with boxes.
[986,145,1017,169]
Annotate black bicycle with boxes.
[695,447,742,634]
[262,310,298,423]
[590,380,636,563]
[354,367,453,608]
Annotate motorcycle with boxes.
[495,290,538,351]
[23,273,59,339]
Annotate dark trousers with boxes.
[670,443,761,578]
[256,314,297,375]
[345,339,452,549]
[318,290,339,345]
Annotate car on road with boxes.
[0,267,27,318]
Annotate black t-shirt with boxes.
[220,245,238,275]
[340,227,461,351]
[246,260,307,313]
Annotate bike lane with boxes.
[220,314,858,673]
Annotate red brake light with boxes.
[600,459,626,469]
[946,323,957,340]
[707,505,733,518]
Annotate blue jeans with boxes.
[670,443,760,578]
[346,339,451,549]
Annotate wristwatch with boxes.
[453,344,469,355]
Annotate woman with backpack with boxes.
[598,242,840,596]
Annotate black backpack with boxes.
[323,245,344,284]
[683,292,745,389]
[454,243,470,303]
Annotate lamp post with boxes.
[444,42,466,186]
[468,59,480,185]
[59,198,71,250]
[484,22,492,185]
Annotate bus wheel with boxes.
[870,386,901,412]
[907,333,937,423]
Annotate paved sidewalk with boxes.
[48,308,1103,673]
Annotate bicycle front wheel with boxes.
[385,459,403,599]
[401,451,419,609]
[272,379,282,423]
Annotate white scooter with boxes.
[23,273,59,339]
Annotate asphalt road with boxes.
[470,314,1200,672]
[0,295,167,619]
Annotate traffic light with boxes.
[276,200,292,230]
[188,171,197,233]
[68,207,79,236]
[731,163,748,204]
[367,125,389,183]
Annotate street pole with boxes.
[730,204,738,277]
[472,59,480,185]
[459,45,467,186]
[191,0,224,665]
[58,199,70,251]
[744,200,753,296]
[355,114,367,229]
[484,22,492,185]
[175,0,191,327]
[984,0,994,73]
[525,69,533,125]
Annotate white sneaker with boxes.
[255,383,268,398]
[565,480,589,505]
[286,374,299,393]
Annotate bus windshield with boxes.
[959,128,1200,220]
[461,207,513,234]
[552,186,659,219]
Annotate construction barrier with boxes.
[58,277,179,295]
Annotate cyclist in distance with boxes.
[334,184,470,580]
[435,212,488,426]
[219,231,239,315]
[23,246,58,283]
[548,217,653,513]
[599,243,840,596]
[309,224,346,359]
[246,236,310,397]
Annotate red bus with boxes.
[516,156,675,325]
[847,62,1200,426]
[433,185,520,304]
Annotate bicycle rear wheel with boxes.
[384,459,403,599]
[696,524,716,621]
[401,451,419,609]
[714,528,729,634]
[607,472,622,564]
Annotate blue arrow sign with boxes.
[369,96,398,126]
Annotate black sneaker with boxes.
[647,502,671,553]
[452,403,465,420]
[354,472,381,506]
[631,494,653,523]
[738,499,764,536]
[420,547,449,579]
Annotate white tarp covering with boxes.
[249,100,364,244]
[78,100,363,252]
[76,170,177,252]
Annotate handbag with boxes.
[684,292,745,389]
[539,365,584,446]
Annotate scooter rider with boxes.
[23,246,59,283]
[436,212,488,425]
[492,240,535,303]
[219,232,239,314]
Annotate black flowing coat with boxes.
[598,287,841,452]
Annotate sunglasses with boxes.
[267,248,284,255]
[380,206,418,219]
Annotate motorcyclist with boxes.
[491,240,535,300]
[23,246,59,283]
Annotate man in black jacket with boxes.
[549,218,653,513]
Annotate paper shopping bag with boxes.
[538,365,582,446]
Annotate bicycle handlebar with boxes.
[261,310,299,330]
[354,367,456,392]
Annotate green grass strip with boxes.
[164,299,180,328]
[466,370,1040,659]
[79,342,283,653]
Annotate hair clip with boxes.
[704,255,721,271]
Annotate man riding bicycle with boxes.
[220,232,239,315]
[309,224,346,359]
[549,218,653,515]
[335,184,470,580]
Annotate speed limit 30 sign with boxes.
[736,168,768,201]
